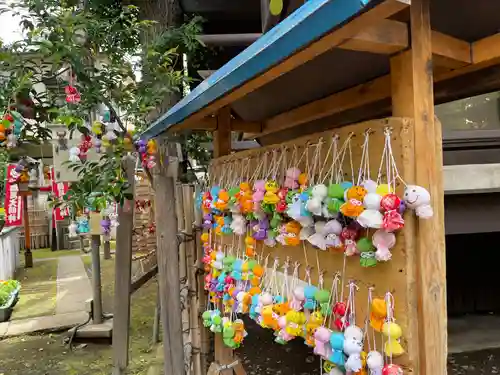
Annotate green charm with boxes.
[328,183,345,199]
[358,237,377,267]
[327,197,344,213]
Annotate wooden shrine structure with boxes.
[142,0,500,374]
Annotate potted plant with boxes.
[0,280,21,322]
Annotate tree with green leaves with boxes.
[0,0,205,213]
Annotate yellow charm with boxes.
[382,322,405,357]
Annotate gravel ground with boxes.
[237,318,500,375]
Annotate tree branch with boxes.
[102,98,126,133]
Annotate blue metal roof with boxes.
[142,0,377,139]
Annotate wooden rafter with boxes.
[255,34,500,139]
[472,33,500,65]
[194,116,262,133]
[338,19,408,54]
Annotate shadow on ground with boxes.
[237,318,500,375]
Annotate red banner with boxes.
[4,164,23,227]
[51,167,70,221]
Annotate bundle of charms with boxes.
[197,128,431,374]
[199,128,433,267]
[201,229,406,374]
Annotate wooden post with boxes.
[91,234,103,324]
[175,182,191,374]
[212,107,234,373]
[194,184,210,374]
[153,148,184,375]
[22,193,33,268]
[103,239,111,260]
[213,107,232,158]
[390,0,447,373]
[183,184,202,375]
[112,155,136,375]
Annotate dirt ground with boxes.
[237,318,500,375]
[0,255,160,375]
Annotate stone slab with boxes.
[68,318,113,339]
[0,311,89,339]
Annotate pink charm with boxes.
[289,286,305,311]
[382,210,405,232]
[372,229,396,262]
[380,194,401,211]
[314,327,332,358]
[382,364,404,375]
[284,167,301,189]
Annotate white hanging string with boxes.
[281,257,290,300]
[270,147,286,180]
[357,130,371,185]
[259,254,271,289]
[249,156,265,183]
[365,287,377,352]
[310,139,323,185]
[332,134,354,184]
[322,134,339,184]
[324,272,340,326]
[318,135,335,183]
[290,261,300,293]
[385,291,396,364]
[339,253,347,302]
[345,281,359,326]
[265,150,277,180]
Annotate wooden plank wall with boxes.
[210,117,419,373]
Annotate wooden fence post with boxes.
[194,184,211,374]
[153,143,185,375]
[183,184,202,375]
[112,155,136,375]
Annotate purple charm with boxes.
[203,213,213,229]
[399,200,406,214]
[101,218,111,235]
[252,217,269,241]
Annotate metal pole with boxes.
[91,234,103,324]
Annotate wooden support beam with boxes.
[195,117,262,133]
[391,0,447,374]
[153,152,184,375]
[213,107,232,158]
[130,265,158,295]
[261,75,391,137]
[201,140,260,151]
[472,33,500,65]
[112,156,136,375]
[431,30,472,69]
[339,19,408,54]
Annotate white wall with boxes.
[0,228,21,280]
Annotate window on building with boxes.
[436,91,500,133]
